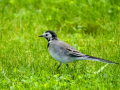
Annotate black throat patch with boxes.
[47,42,50,48]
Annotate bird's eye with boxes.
[46,34,48,36]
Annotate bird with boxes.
[39,30,118,68]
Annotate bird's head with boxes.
[39,30,58,41]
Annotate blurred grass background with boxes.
[0,0,120,89]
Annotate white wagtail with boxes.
[39,30,118,68]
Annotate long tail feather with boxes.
[86,55,118,64]
[76,55,118,64]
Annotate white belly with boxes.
[48,41,74,63]
[48,48,74,63]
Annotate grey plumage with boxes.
[39,30,118,68]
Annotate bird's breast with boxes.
[48,44,71,63]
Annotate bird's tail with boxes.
[76,55,118,64]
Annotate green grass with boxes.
[0,0,120,89]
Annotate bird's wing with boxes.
[65,47,86,57]
[57,40,86,57]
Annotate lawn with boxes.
[0,0,120,89]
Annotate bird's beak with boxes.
[38,35,43,37]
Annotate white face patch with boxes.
[42,32,53,41]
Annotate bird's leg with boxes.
[57,62,62,69]
[66,64,69,68]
